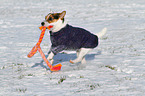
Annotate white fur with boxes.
[44,19,67,32]
[47,52,54,64]
[96,28,107,38]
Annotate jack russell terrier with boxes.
[41,11,107,64]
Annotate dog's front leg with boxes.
[47,45,66,64]
[47,52,54,64]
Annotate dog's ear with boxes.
[60,11,66,20]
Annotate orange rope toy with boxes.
[27,26,46,58]
[27,26,62,72]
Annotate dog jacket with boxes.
[49,24,98,55]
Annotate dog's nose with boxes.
[41,22,45,26]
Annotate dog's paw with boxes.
[69,59,79,64]
[47,52,54,64]
[81,59,86,64]
[47,52,54,59]
[47,58,54,64]
[50,59,54,64]
[70,58,86,64]
[69,60,74,64]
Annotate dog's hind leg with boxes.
[81,57,86,64]
[76,49,86,64]
[76,49,80,57]
[70,48,92,64]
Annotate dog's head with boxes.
[41,11,66,32]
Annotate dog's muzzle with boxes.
[40,22,53,30]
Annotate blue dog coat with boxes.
[49,24,98,55]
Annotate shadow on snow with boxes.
[31,51,101,71]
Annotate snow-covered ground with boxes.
[0,0,145,95]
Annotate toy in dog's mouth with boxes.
[39,25,53,30]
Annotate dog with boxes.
[41,11,107,64]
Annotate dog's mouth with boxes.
[41,19,62,30]
[47,25,53,30]
[41,21,54,30]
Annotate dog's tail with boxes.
[96,28,107,39]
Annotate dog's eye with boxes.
[48,17,53,21]
[54,16,59,19]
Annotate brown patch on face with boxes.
[45,11,66,24]
[45,13,60,23]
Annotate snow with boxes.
[0,0,145,95]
